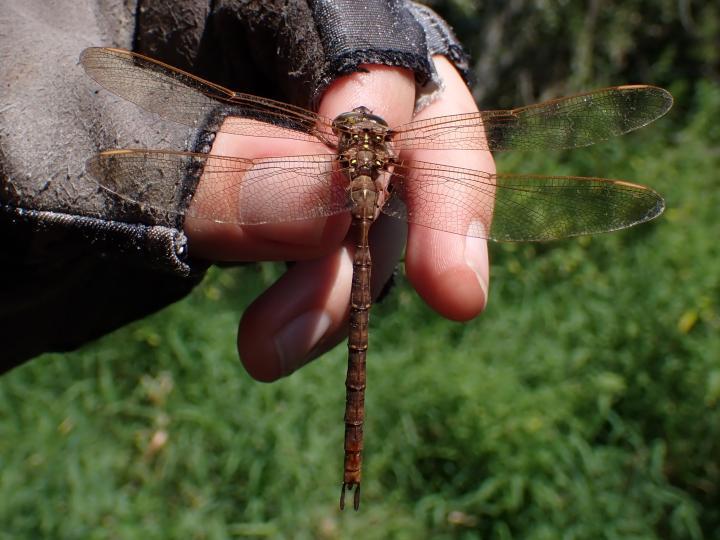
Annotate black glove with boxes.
[0,0,468,372]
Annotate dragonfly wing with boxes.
[382,161,495,238]
[382,160,665,241]
[79,47,336,145]
[86,150,351,225]
[489,174,665,241]
[390,85,673,151]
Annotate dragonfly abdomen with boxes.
[342,215,372,511]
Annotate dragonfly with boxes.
[80,47,672,511]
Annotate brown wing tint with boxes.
[86,149,351,224]
[382,160,664,241]
[80,47,336,145]
[390,86,673,151]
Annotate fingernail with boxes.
[465,220,489,307]
[274,310,332,377]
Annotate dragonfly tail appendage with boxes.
[340,482,361,511]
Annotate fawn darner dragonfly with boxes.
[80,47,672,511]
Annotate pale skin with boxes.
[184,56,494,381]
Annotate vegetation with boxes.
[434,0,718,108]
[1,2,718,539]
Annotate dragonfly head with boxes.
[332,107,389,135]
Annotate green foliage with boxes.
[430,0,719,108]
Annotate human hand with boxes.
[184,56,492,381]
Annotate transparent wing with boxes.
[382,160,665,241]
[86,150,351,225]
[80,47,337,145]
[390,86,673,151]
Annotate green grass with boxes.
[1,81,718,539]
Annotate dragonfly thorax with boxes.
[332,107,395,220]
[333,107,394,179]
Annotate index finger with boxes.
[184,120,346,261]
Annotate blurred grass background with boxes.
[1,1,719,538]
